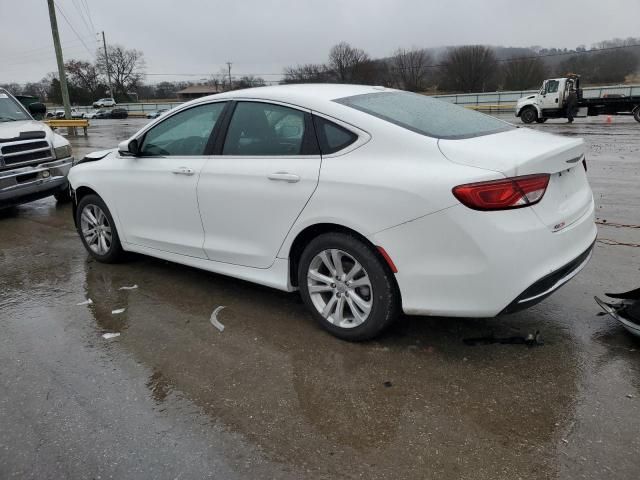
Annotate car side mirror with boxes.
[118,139,139,156]
[28,102,46,116]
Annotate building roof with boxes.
[177,85,222,95]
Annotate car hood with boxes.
[0,120,51,141]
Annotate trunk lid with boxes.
[439,128,593,232]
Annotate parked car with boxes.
[68,84,596,341]
[85,109,108,119]
[146,109,169,119]
[0,88,73,208]
[50,108,84,119]
[92,98,116,108]
[109,108,128,119]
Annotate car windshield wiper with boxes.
[0,116,18,122]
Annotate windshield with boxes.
[0,92,31,122]
[334,91,513,140]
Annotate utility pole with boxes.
[102,31,114,100]
[226,62,232,90]
[46,0,71,119]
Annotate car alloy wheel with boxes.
[80,204,113,255]
[307,249,373,328]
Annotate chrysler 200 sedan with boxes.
[68,84,596,341]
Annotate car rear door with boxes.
[197,100,321,268]
[110,101,227,258]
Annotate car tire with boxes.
[521,107,538,124]
[76,194,124,263]
[298,232,400,341]
[633,106,640,123]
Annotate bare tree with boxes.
[501,57,548,90]
[392,47,432,91]
[282,63,331,83]
[65,59,105,97]
[439,45,498,92]
[237,76,266,88]
[328,42,370,83]
[96,45,145,101]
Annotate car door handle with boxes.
[268,172,300,183]
[172,167,195,176]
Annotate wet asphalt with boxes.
[1,115,639,479]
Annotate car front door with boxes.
[110,101,227,258]
[540,79,561,110]
[198,100,321,268]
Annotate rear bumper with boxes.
[0,157,73,207]
[371,198,596,317]
[500,241,594,314]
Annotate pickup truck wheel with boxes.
[521,107,537,124]
[633,106,640,123]
[298,232,400,342]
[54,188,71,203]
[76,194,124,263]
[535,118,548,123]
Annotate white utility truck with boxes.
[515,75,640,124]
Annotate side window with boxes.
[140,102,226,156]
[313,116,358,155]
[223,102,308,156]
[546,80,559,94]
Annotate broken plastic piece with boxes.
[76,298,93,306]
[210,306,225,332]
[102,332,120,339]
[112,308,126,314]
[464,331,543,346]
[119,284,138,291]
[595,295,640,337]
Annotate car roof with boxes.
[186,83,398,128]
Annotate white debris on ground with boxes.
[102,332,120,340]
[210,306,225,332]
[118,285,138,290]
[112,308,126,314]
[76,299,93,306]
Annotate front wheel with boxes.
[76,194,124,263]
[54,186,71,203]
[520,107,538,124]
[298,232,400,341]
[634,107,640,123]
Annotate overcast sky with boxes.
[1,0,639,84]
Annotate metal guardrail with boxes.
[49,84,640,113]
[432,84,640,106]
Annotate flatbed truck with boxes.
[515,75,640,123]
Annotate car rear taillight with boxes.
[452,174,550,211]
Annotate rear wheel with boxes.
[76,194,124,263]
[520,107,538,124]
[298,232,400,341]
[633,106,640,123]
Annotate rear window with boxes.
[334,91,513,140]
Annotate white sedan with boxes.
[68,84,596,341]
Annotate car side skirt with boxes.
[122,242,296,292]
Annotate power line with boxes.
[70,0,95,38]
[79,0,96,34]
[53,0,95,58]
[0,36,96,62]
